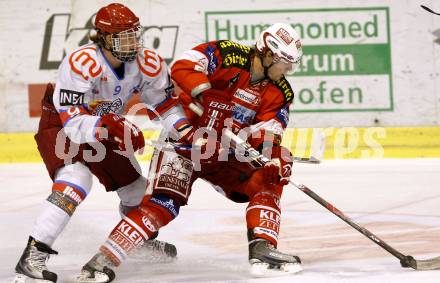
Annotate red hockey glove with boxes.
[96,113,145,152]
[196,89,234,133]
[262,145,293,186]
[173,89,232,165]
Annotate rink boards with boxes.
[1,127,440,163]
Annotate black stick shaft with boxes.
[421,5,440,15]
[294,182,407,261]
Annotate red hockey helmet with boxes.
[95,3,140,34]
[94,3,142,62]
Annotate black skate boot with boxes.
[77,252,116,283]
[248,231,302,276]
[130,239,177,263]
[14,236,58,283]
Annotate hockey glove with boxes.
[174,89,233,164]
[96,113,145,152]
[196,89,234,133]
[262,145,293,186]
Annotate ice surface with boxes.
[1,159,440,282]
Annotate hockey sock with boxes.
[246,191,281,246]
[100,194,179,266]
[31,182,86,246]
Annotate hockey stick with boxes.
[187,102,440,270]
[421,5,440,15]
[289,180,440,270]
[147,139,320,164]
[186,102,322,164]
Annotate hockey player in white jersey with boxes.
[13,3,192,283]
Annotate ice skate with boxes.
[77,252,116,283]
[129,239,177,263]
[248,238,302,277]
[13,236,58,283]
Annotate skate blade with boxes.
[129,246,177,263]
[13,273,54,283]
[76,271,111,283]
[250,262,303,277]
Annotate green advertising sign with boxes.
[205,7,393,112]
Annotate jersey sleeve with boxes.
[248,77,294,148]
[171,42,220,97]
[137,49,191,140]
[53,46,103,144]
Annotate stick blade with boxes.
[401,255,440,270]
[415,256,440,270]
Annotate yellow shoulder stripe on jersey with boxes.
[272,76,294,103]
[1,127,440,163]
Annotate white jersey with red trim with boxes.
[53,43,187,144]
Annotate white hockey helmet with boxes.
[256,23,303,72]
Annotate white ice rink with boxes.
[1,159,440,282]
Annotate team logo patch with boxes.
[233,89,258,105]
[89,98,123,116]
[217,40,252,70]
[156,155,193,198]
[276,28,294,45]
[59,89,85,106]
[232,104,256,125]
[141,216,157,233]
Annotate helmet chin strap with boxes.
[251,52,274,83]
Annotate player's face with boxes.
[267,59,294,81]
[114,26,142,52]
[107,26,142,62]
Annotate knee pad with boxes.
[147,149,195,205]
[54,162,93,193]
[244,169,284,199]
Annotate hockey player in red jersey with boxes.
[13,3,191,283]
[78,23,303,281]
